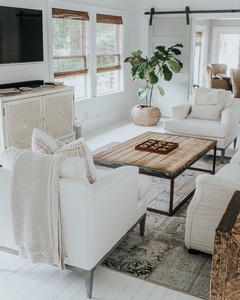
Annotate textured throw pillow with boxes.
[32,128,63,154]
[60,156,89,183]
[31,128,97,183]
[187,104,222,121]
[56,138,97,184]
[192,87,219,106]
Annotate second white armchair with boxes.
[163,87,239,162]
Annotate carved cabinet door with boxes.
[3,97,42,149]
[42,90,74,139]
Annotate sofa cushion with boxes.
[187,104,222,121]
[192,87,219,106]
[2,146,89,183]
[32,128,63,154]
[192,87,232,109]
[32,128,97,183]
[56,138,97,184]
[164,118,227,139]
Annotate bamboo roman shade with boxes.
[52,8,89,21]
[96,14,123,74]
[52,8,89,78]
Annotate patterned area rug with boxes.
[93,142,234,300]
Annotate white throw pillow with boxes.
[32,128,63,154]
[187,104,222,121]
[56,138,97,184]
[192,87,219,106]
[31,128,97,183]
[60,156,89,183]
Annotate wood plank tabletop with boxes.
[93,132,217,178]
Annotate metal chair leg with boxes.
[221,149,225,164]
[140,213,146,236]
[83,269,94,299]
[234,137,237,148]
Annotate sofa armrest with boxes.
[221,105,239,143]
[171,103,191,119]
[221,105,240,126]
[92,165,138,197]
[60,165,140,270]
[185,173,240,253]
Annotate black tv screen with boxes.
[0,6,43,64]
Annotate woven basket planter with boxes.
[131,105,161,126]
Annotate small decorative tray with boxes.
[135,139,179,154]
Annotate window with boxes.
[218,33,240,73]
[52,9,124,99]
[96,14,123,95]
[52,8,89,99]
[212,27,240,75]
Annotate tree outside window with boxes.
[96,14,123,95]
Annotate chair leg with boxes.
[140,213,146,236]
[234,137,237,149]
[83,269,94,299]
[220,149,225,164]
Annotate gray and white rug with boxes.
[94,142,234,300]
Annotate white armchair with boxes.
[163,88,239,162]
[185,150,240,254]
[0,147,151,298]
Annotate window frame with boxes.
[52,8,89,79]
[49,3,125,101]
[94,12,124,97]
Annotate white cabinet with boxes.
[0,86,75,155]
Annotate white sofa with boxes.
[0,149,151,298]
[185,150,240,254]
[163,88,239,162]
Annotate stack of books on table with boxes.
[0,88,21,96]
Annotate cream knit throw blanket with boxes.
[11,150,66,271]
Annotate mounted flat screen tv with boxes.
[0,6,43,64]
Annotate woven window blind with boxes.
[52,8,89,78]
[96,14,123,74]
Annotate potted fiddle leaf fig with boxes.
[124,43,183,126]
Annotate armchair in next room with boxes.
[163,87,239,163]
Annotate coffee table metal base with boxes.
[146,146,217,216]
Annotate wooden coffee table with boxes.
[93,132,217,216]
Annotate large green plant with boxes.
[124,44,183,107]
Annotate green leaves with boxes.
[167,59,181,74]
[158,86,165,96]
[138,86,150,99]
[124,43,183,105]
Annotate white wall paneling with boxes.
[148,16,191,117]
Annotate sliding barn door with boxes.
[148,16,191,117]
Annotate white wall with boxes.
[135,1,240,115]
[0,0,139,136]
[2,0,240,134]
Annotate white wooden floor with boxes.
[2,118,229,300]
[0,250,201,300]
